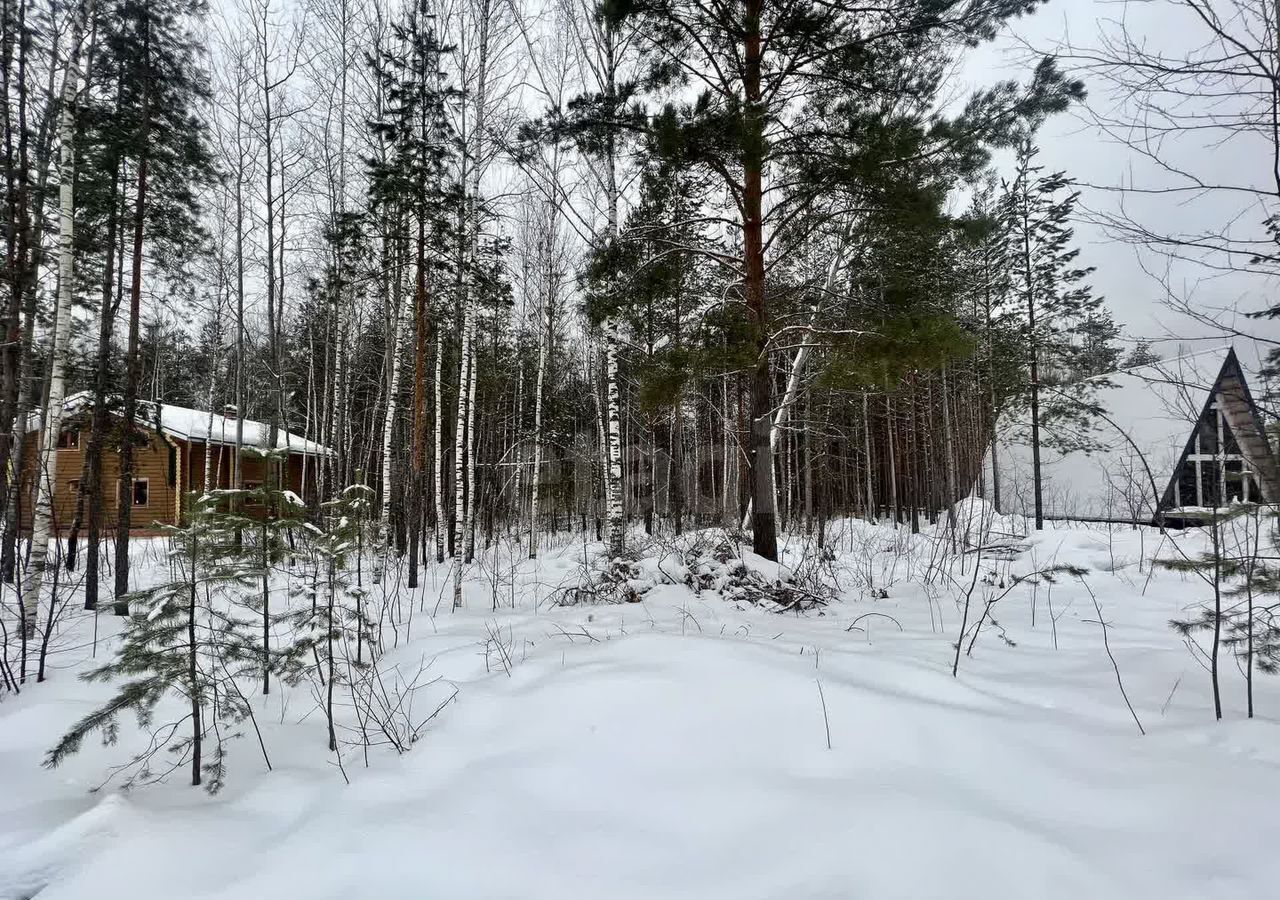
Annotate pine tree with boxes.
[958,178,1021,512]
[1123,340,1161,369]
[44,492,274,791]
[368,0,457,588]
[1001,136,1107,529]
[616,0,1081,558]
[77,0,215,611]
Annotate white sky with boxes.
[959,0,1280,371]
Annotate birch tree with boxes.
[447,0,517,603]
[21,0,96,637]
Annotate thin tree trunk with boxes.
[463,309,478,563]
[941,365,958,537]
[113,13,152,611]
[188,529,201,786]
[380,231,405,530]
[453,0,491,603]
[885,391,898,524]
[529,253,550,557]
[22,0,94,634]
[69,151,120,597]
[861,391,874,520]
[433,312,444,562]
[409,201,429,589]
[742,0,775,560]
[1018,174,1044,530]
[1210,514,1223,720]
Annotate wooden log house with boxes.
[18,392,329,533]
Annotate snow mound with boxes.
[948,496,1026,547]
[557,531,829,612]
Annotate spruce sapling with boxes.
[45,493,266,792]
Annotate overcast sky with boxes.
[959,0,1280,372]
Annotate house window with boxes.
[132,478,149,507]
[244,481,263,507]
[57,430,79,450]
[69,479,80,495]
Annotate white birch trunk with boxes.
[451,316,472,604]
[768,229,851,453]
[738,226,854,531]
[592,348,608,533]
[24,3,94,636]
[529,277,549,558]
[330,312,346,488]
[512,362,524,538]
[603,319,625,558]
[602,121,624,558]
[452,0,493,605]
[380,246,406,528]
[203,329,219,494]
[433,324,445,561]
[463,308,479,561]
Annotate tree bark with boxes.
[23,0,94,635]
[113,12,152,611]
[742,0,776,560]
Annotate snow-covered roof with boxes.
[981,346,1267,522]
[35,391,330,456]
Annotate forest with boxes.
[0,0,1139,595]
[2,0,1280,896]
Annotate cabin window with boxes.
[68,479,80,495]
[168,446,177,487]
[244,481,262,507]
[132,478,149,507]
[57,430,79,450]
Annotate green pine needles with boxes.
[45,475,380,793]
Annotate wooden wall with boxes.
[19,428,320,532]
[186,441,316,508]
[19,428,181,532]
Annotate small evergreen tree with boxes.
[1071,311,1123,378]
[281,483,377,756]
[1167,504,1280,720]
[44,492,270,791]
[1122,340,1162,369]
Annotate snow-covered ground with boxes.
[2,516,1278,899]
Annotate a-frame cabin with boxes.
[984,347,1278,524]
[1160,348,1279,513]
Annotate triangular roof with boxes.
[1159,347,1279,510]
[32,392,330,457]
[984,346,1277,522]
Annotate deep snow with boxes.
[2,517,1278,899]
